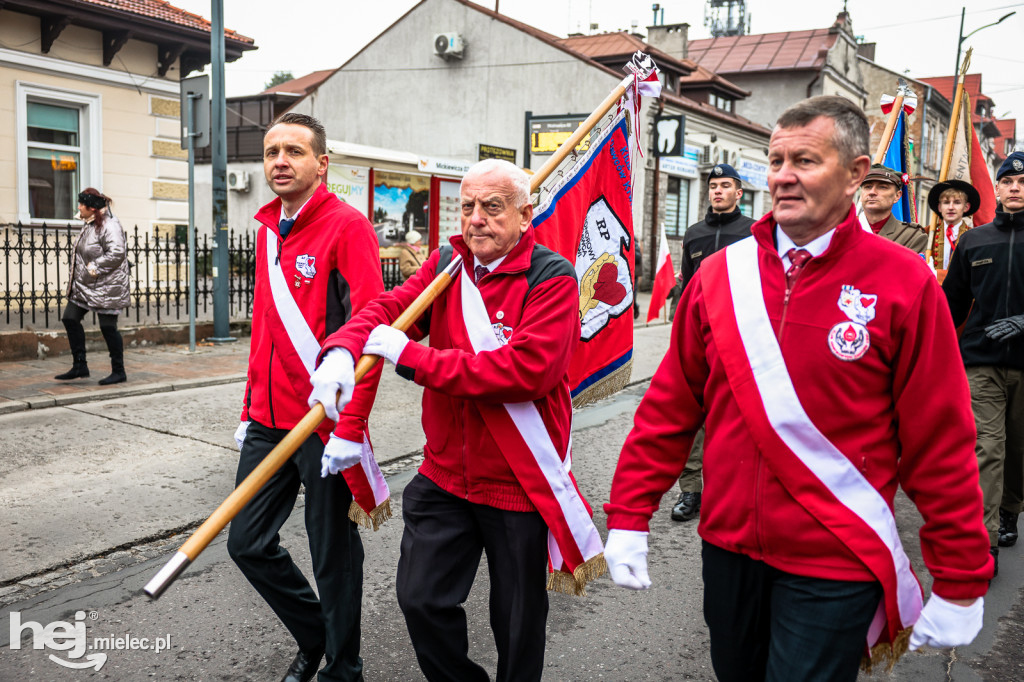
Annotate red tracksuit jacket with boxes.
[242,182,383,443]
[322,230,579,511]
[606,206,992,600]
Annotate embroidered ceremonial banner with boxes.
[533,112,636,407]
[263,228,391,529]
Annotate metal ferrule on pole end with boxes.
[442,254,464,278]
[144,551,191,600]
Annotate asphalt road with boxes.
[2,322,1024,680]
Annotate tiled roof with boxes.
[919,74,992,106]
[687,29,838,74]
[77,0,254,44]
[557,32,748,98]
[992,118,1018,161]
[264,69,336,95]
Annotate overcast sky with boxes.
[172,0,1023,141]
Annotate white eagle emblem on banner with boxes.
[295,254,317,279]
[576,196,633,340]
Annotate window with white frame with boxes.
[665,176,690,238]
[16,82,102,224]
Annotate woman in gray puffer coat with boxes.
[55,188,130,385]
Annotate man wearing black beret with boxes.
[667,162,755,523]
[943,150,1024,574]
[860,163,928,253]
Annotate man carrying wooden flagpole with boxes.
[309,159,601,681]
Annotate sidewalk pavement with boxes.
[0,289,671,415]
[0,339,250,415]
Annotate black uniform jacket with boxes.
[943,209,1024,370]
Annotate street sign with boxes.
[179,75,210,149]
[528,114,591,155]
[478,144,516,163]
[654,114,685,157]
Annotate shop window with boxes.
[16,83,101,224]
[665,176,690,238]
[740,190,755,218]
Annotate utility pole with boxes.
[210,0,233,342]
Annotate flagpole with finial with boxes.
[925,49,972,270]
[873,78,913,165]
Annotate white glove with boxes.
[604,528,652,590]
[363,325,409,365]
[87,262,98,277]
[320,435,363,477]
[908,594,984,651]
[233,420,249,451]
[308,348,355,423]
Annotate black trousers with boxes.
[396,474,549,682]
[702,541,882,682]
[227,421,364,682]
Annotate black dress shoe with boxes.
[991,546,999,578]
[999,510,1018,547]
[281,647,324,682]
[671,491,701,522]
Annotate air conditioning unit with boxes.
[434,33,465,60]
[227,169,250,192]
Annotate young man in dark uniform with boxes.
[668,163,755,522]
[943,151,1024,574]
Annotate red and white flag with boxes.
[646,223,675,323]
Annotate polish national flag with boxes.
[646,223,675,323]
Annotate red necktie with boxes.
[785,248,812,289]
[474,265,489,283]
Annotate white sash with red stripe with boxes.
[459,270,605,594]
[718,237,922,650]
[263,228,390,526]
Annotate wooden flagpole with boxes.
[926,49,972,269]
[145,53,660,600]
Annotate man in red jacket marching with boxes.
[604,96,992,681]
[229,113,384,682]
[309,159,604,681]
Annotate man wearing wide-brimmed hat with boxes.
[928,179,981,270]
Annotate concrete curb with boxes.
[0,373,247,414]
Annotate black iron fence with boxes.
[1,223,403,331]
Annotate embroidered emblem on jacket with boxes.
[491,322,513,346]
[828,322,870,361]
[829,285,876,361]
[295,254,317,278]
[837,285,876,325]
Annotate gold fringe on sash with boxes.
[571,359,633,409]
[860,626,913,674]
[546,553,609,596]
[347,498,392,531]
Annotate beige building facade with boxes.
[0,1,253,233]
